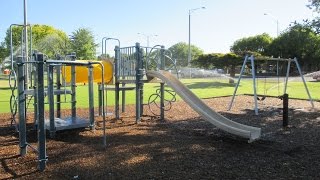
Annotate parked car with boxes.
[199,69,214,77]
[179,67,204,78]
[312,71,320,81]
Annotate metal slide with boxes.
[146,70,261,142]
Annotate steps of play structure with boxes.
[117,79,161,84]
[24,89,72,96]
[45,117,90,131]
[99,86,135,91]
[146,70,261,143]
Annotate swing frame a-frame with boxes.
[228,55,314,115]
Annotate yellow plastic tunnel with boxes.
[62,60,113,84]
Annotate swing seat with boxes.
[256,96,266,101]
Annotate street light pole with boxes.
[137,33,158,47]
[264,13,280,76]
[23,0,29,89]
[188,7,205,67]
[188,12,191,66]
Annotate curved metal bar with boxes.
[103,37,120,59]
[101,37,108,55]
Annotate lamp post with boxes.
[264,13,279,37]
[264,13,280,76]
[188,6,205,67]
[23,0,29,89]
[137,33,158,47]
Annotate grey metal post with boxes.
[276,60,279,76]
[250,55,259,115]
[160,82,165,120]
[98,84,102,116]
[294,58,314,108]
[32,53,38,128]
[228,55,248,111]
[17,56,27,156]
[121,83,126,112]
[188,11,191,66]
[70,53,76,120]
[115,82,120,119]
[114,46,120,119]
[135,43,141,122]
[283,59,291,95]
[88,64,95,130]
[56,56,62,118]
[23,0,29,90]
[139,47,144,117]
[36,53,47,171]
[283,93,289,127]
[160,46,165,120]
[160,45,165,70]
[101,37,107,56]
[48,65,55,137]
[29,26,33,87]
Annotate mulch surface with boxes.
[1,95,320,179]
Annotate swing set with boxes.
[228,55,314,115]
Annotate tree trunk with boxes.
[229,65,235,84]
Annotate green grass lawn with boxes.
[0,76,319,113]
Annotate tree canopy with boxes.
[230,33,273,56]
[69,28,97,60]
[168,42,203,67]
[268,23,320,70]
[2,24,69,59]
[0,25,99,62]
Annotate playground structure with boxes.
[8,33,263,171]
[228,55,314,115]
[109,43,261,142]
[12,51,111,171]
[8,18,113,171]
[9,37,317,171]
[2,2,320,178]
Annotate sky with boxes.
[0,0,315,55]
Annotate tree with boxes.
[0,42,9,64]
[307,0,320,12]
[267,24,320,71]
[305,0,320,34]
[230,33,273,56]
[70,28,97,60]
[168,42,203,67]
[3,24,69,58]
[37,34,70,58]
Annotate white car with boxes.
[179,67,204,78]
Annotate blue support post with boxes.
[98,84,102,116]
[121,83,126,112]
[56,55,62,118]
[228,55,248,111]
[160,46,165,120]
[283,93,289,127]
[114,46,120,119]
[139,48,144,117]
[48,64,55,137]
[250,55,259,115]
[135,43,141,123]
[160,82,165,120]
[17,56,27,156]
[36,53,47,171]
[70,53,76,121]
[88,64,95,130]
